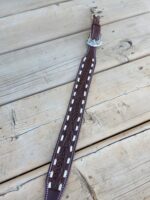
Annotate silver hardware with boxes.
[90,7,102,17]
[87,7,102,47]
[87,37,102,47]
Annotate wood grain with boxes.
[0,122,150,200]
[0,13,150,105]
[0,1,149,198]
[0,0,150,55]
[0,0,68,18]
[0,56,150,182]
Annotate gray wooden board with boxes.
[0,13,150,105]
[0,0,150,55]
[0,0,68,18]
[0,56,150,182]
[0,122,150,200]
[0,1,150,198]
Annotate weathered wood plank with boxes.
[0,56,150,182]
[0,0,150,54]
[0,0,68,18]
[0,13,150,105]
[0,122,150,200]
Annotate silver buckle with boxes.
[87,37,102,47]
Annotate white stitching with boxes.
[60,135,64,141]
[81,64,84,69]
[77,117,81,122]
[75,125,79,131]
[69,107,72,112]
[82,100,85,105]
[58,184,63,191]
[87,76,91,81]
[70,146,73,152]
[73,92,77,96]
[71,99,75,104]
[66,115,70,121]
[53,159,57,165]
[84,91,87,96]
[85,84,88,88]
[57,146,61,154]
[50,171,54,178]
[48,182,52,188]
[83,57,87,62]
[63,170,68,178]
[72,135,76,141]
[79,70,82,75]
[75,84,78,89]
[64,125,67,130]
[67,158,71,164]
[89,69,92,74]
[80,108,83,114]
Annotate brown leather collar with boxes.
[45,14,101,200]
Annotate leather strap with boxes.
[45,15,101,200]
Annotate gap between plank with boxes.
[0,119,149,185]
[0,0,73,19]
[0,11,149,57]
[0,53,149,108]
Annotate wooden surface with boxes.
[0,123,150,200]
[0,13,150,105]
[0,56,150,182]
[0,0,150,199]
